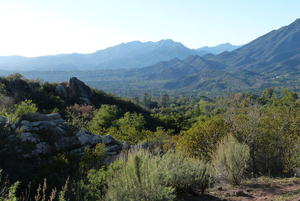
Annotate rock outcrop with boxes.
[54,77,95,105]
[68,77,94,105]
[2,112,123,159]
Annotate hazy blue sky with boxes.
[0,0,299,56]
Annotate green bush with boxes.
[212,134,250,185]
[0,169,19,201]
[176,116,229,160]
[88,105,118,134]
[104,150,211,201]
[106,112,147,144]
[106,151,175,201]
[80,143,106,171]
[0,99,38,123]
[160,151,211,195]
[15,100,38,118]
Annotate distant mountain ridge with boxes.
[136,19,300,92]
[0,40,241,71]
[1,19,300,96]
[197,43,242,55]
[97,18,299,94]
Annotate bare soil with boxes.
[179,177,300,201]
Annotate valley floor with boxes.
[180,178,300,201]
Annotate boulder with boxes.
[106,144,122,153]
[23,112,54,122]
[46,113,62,120]
[5,112,127,159]
[102,135,119,145]
[18,132,40,143]
[23,112,63,122]
[20,120,31,126]
[76,130,101,146]
[68,77,93,105]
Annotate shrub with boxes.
[212,134,250,185]
[80,143,106,171]
[66,104,95,131]
[160,151,211,195]
[105,150,211,201]
[105,151,175,201]
[0,169,19,201]
[0,99,37,123]
[106,112,147,144]
[88,105,118,134]
[15,100,38,118]
[5,73,23,80]
[176,116,229,160]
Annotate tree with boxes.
[176,116,229,160]
[108,112,146,144]
[88,105,118,134]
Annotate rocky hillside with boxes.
[0,75,156,183]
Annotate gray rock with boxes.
[106,151,118,156]
[106,144,122,152]
[53,119,65,124]
[102,135,115,145]
[70,147,84,155]
[122,141,131,150]
[76,130,101,146]
[24,112,53,122]
[18,132,40,143]
[20,125,33,132]
[68,77,93,105]
[31,120,56,128]
[32,142,52,156]
[20,120,30,126]
[46,113,62,120]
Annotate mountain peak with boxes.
[290,18,300,27]
[156,39,186,47]
[197,43,242,55]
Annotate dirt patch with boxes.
[180,178,300,201]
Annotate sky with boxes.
[0,0,299,57]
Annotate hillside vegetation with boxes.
[0,75,299,200]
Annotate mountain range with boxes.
[0,41,240,71]
[0,19,300,96]
[117,18,300,93]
